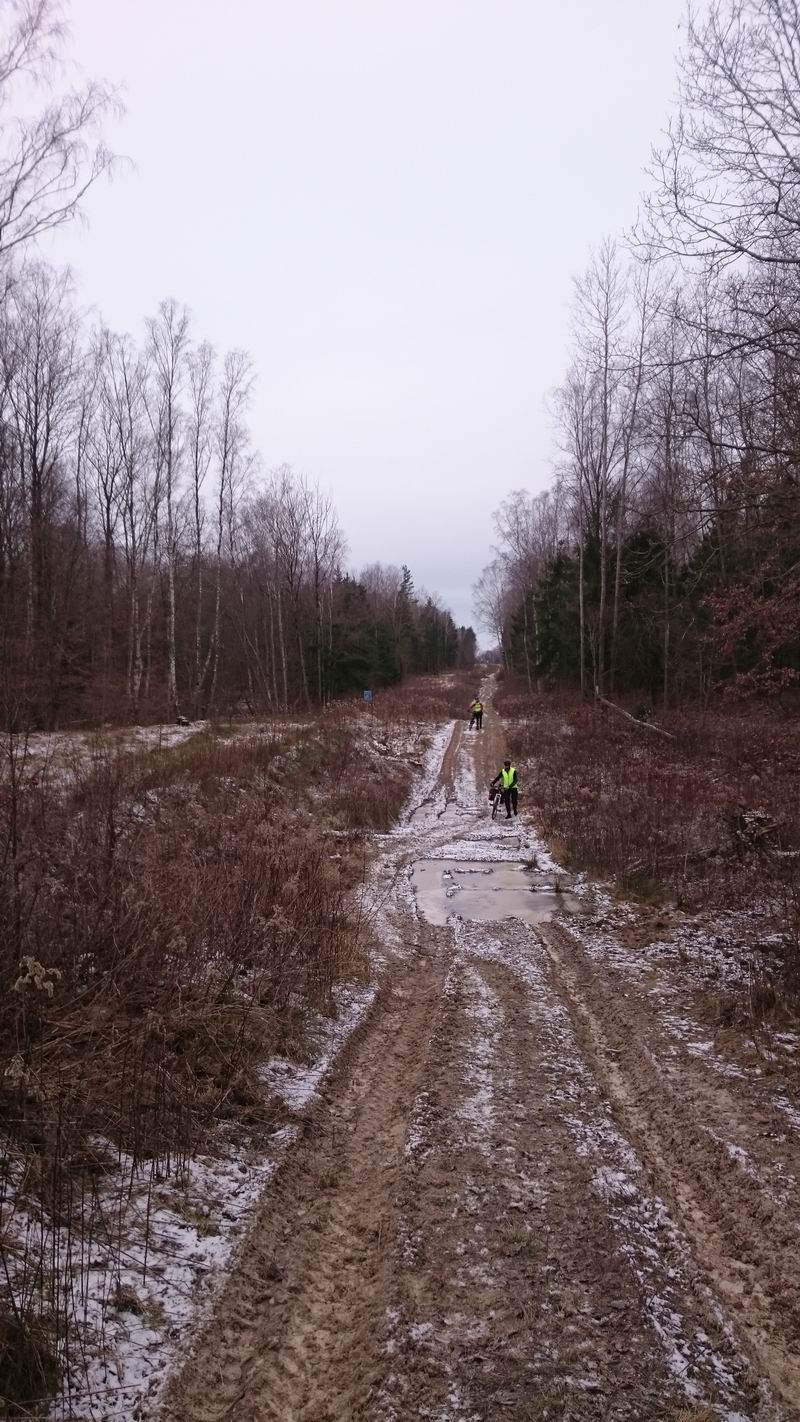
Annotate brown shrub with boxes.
[0,719,380,1411]
[369,671,481,727]
[0,689,444,1405]
[499,679,800,977]
[0,1309,58,1417]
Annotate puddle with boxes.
[412,859,583,927]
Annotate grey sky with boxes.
[53,0,685,632]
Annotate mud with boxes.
[160,683,799,1422]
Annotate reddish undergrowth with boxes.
[0,700,444,1412]
[496,678,800,983]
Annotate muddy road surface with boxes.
[162,698,800,1422]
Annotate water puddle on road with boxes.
[411,859,583,927]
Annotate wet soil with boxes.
[161,689,800,1422]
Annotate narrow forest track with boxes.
[161,687,800,1422]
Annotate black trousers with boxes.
[475,710,483,728]
[501,786,518,817]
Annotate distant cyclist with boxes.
[490,758,518,818]
[469,696,483,730]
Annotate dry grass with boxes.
[370,670,481,727]
[0,704,430,1413]
[496,679,800,984]
[0,1312,58,1419]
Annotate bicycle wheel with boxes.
[491,792,499,820]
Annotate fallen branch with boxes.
[595,696,677,742]
[625,845,722,874]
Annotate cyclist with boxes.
[469,696,483,730]
[490,758,518,818]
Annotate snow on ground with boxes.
[35,694,791,1419]
[2,722,210,797]
[44,988,382,1420]
[126,723,208,752]
[700,1130,797,1210]
[397,843,765,1415]
[263,982,377,1111]
[47,1139,280,1420]
[563,898,799,1092]
[8,715,337,794]
[457,965,502,1158]
[40,718,455,1419]
[453,730,479,810]
[430,811,562,870]
[397,722,455,832]
[18,721,207,768]
[628,913,787,994]
[774,1093,800,1134]
[467,924,756,1410]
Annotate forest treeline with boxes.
[0,279,477,730]
[0,10,474,732]
[476,0,800,709]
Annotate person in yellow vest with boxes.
[469,697,483,730]
[490,758,518,818]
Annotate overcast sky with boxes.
[52,0,686,632]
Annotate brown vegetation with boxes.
[496,678,800,983]
[371,670,482,728]
[0,700,441,1412]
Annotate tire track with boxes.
[157,688,797,1422]
[161,944,449,1422]
[463,924,768,1418]
[539,919,800,1417]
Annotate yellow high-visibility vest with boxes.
[474,701,482,711]
[501,766,515,789]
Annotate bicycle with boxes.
[489,784,503,820]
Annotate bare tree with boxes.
[187,340,214,716]
[491,489,564,693]
[1,264,77,671]
[556,363,595,696]
[609,255,659,691]
[272,467,311,709]
[572,239,627,695]
[472,559,511,667]
[207,349,253,715]
[0,0,117,259]
[302,479,344,703]
[643,0,800,268]
[84,327,123,683]
[105,333,153,718]
[147,298,190,719]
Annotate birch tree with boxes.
[147,299,190,718]
[0,0,116,259]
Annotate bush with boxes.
[0,1311,58,1418]
[499,681,800,980]
[0,722,373,1411]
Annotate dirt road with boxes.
[161,698,800,1422]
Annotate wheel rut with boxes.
[158,691,798,1422]
[539,919,800,1416]
[383,939,696,1420]
[162,943,449,1422]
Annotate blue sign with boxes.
[363,689,373,702]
